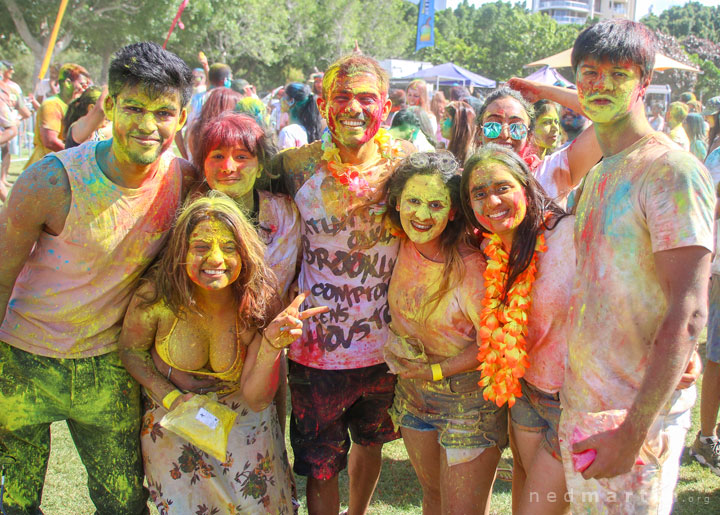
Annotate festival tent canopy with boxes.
[401,62,497,88]
[524,65,573,87]
[524,48,701,73]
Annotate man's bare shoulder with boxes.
[6,156,71,234]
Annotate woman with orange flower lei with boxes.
[461,144,574,514]
[384,151,505,514]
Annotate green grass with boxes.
[36,343,720,515]
[4,155,719,513]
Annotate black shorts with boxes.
[288,360,400,480]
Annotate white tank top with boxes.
[0,141,183,358]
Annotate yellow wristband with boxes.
[431,363,443,382]
[162,389,182,410]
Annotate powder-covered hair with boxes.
[108,42,192,107]
[194,112,277,185]
[208,63,232,87]
[386,151,466,316]
[571,19,656,80]
[322,55,389,99]
[461,144,566,303]
[667,101,689,126]
[143,192,279,329]
[58,63,90,83]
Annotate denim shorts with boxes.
[707,274,720,363]
[389,370,508,450]
[510,377,562,460]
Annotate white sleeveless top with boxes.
[0,141,183,358]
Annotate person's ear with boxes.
[103,94,115,121]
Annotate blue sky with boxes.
[444,0,718,20]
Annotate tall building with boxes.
[532,0,636,25]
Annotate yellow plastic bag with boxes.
[159,393,238,461]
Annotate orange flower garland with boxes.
[477,231,547,407]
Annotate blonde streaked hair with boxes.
[144,191,279,329]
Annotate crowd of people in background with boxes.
[1,16,720,515]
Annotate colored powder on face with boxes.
[398,174,452,246]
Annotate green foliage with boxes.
[417,1,579,82]
[640,2,720,42]
[689,55,720,101]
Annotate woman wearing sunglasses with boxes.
[476,85,601,208]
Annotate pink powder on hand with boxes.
[571,426,596,472]
[570,426,645,472]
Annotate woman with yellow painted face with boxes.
[119,194,324,513]
[384,151,505,514]
[158,112,301,438]
[530,100,562,160]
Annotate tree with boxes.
[416,1,579,83]
[641,2,720,42]
[0,0,151,85]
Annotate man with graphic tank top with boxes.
[271,55,413,514]
[0,42,195,514]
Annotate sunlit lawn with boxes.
[4,156,719,514]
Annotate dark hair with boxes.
[477,87,535,132]
[391,108,420,129]
[62,86,102,139]
[108,42,193,107]
[461,144,567,303]
[445,101,476,165]
[284,82,323,142]
[571,19,656,80]
[208,63,232,87]
[194,112,277,182]
[389,88,406,108]
[534,99,560,119]
[386,151,466,314]
[684,113,706,142]
[449,86,468,102]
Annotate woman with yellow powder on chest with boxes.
[383,151,505,514]
[119,194,325,514]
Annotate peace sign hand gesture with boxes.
[264,291,329,349]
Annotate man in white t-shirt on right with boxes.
[560,19,715,514]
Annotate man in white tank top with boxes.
[0,42,196,514]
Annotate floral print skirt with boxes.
[141,389,294,514]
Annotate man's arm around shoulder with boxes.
[0,157,71,324]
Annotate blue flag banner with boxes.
[415,0,435,52]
